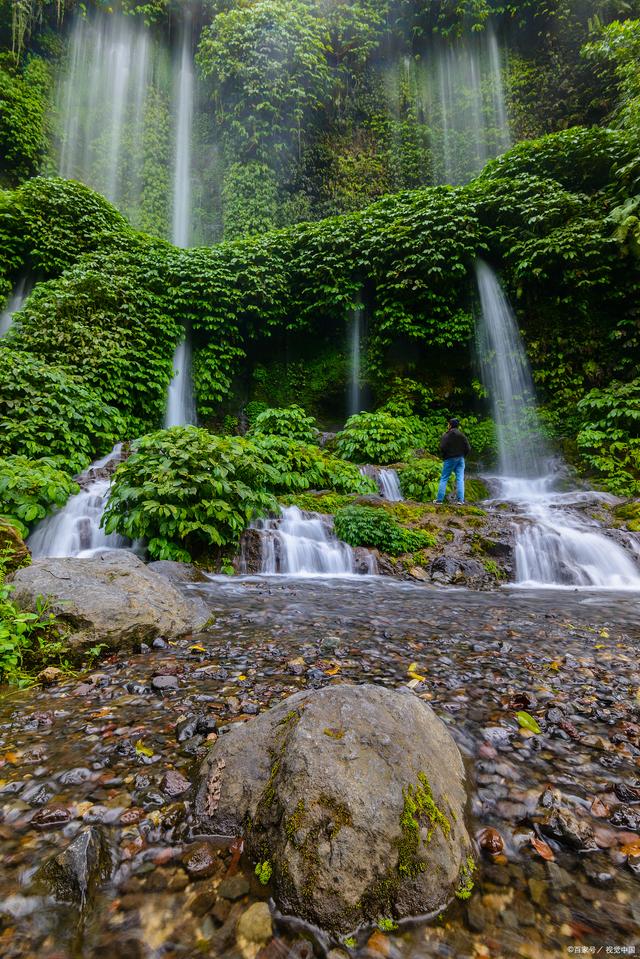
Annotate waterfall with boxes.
[0,278,30,337]
[430,25,511,184]
[28,445,130,559]
[476,262,640,589]
[163,17,197,428]
[55,13,157,218]
[475,260,549,477]
[164,337,196,428]
[360,466,404,502]
[349,306,364,417]
[250,506,375,576]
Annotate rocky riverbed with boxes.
[1,577,639,959]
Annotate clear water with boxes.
[0,278,30,337]
[360,466,404,502]
[348,306,364,417]
[164,337,196,428]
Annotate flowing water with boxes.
[28,445,129,559]
[348,306,364,417]
[0,278,31,337]
[1,578,640,958]
[248,506,374,576]
[476,261,640,589]
[164,337,197,429]
[360,466,404,501]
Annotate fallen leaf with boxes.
[134,739,154,758]
[324,666,341,676]
[620,839,640,857]
[190,644,206,653]
[531,836,555,861]
[407,662,426,682]
[516,711,541,734]
[590,796,611,818]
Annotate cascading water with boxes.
[360,466,404,502]
[164,17,197,428]
[250,506,375,576]
[476,261,640,588]
[28,445,130,559]
[55,13,157,219]
[348,306,364,417]
[0,278,30,337]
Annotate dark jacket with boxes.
[440,428,471,459]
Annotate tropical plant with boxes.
[334,504,436,554]
[0,559,65,685]
[251,434,376,495]
[249,404,319,444]
[398,458,443,502]
[0,455,78,533]
[102,427,277,562]
[336,411,420,465]
[576,378,640,494]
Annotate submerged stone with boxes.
[36,825,112,904]
[196,684,473,936]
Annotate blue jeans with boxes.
[436,456,465,503]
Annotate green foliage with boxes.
[249,404,318,444]
[0,560,66,685]
[584,17,640,132]
[398,457,443,502]
[0,455,78,532]
[336,411,419,465]
[278,491,356,514]
[576,379,640,494]
[0,346,125,472]
[0,53,52,185]
[103,427,277,562]
[252,434,377,495]
[222,161,279,239]
[334,504,436,555]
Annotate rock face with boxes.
[9,551,205,651]
[196,684,473,936]
[36,826,112,904]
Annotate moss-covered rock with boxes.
[196,684,473,938]
[0,517,30,572]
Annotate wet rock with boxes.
[36,666,64,686]
[36,826,112,903]
[539,807,597,851]
[196,684,473,935]
[428,556,490,588]
[466,895,487,932]
[610,805,640,830]
[614,782,640,804]
[478,827,504,856]
[9,552,207,651]
[236,901,273,959]
[31,805,71,829]
[152,674,179,692]
[218,873,250,900]
[147,560,207,584]
[182,841,220,880]
[162,769,191,797]
[58,767,93,786]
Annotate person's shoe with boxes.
[432,500,443,505]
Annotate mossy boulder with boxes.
[196,684,473,938]
[0,518,30,572]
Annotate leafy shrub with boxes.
[252,434,376,495]
[0,346,125,473]
[278,492,355,514]
[0,561,66,685]
[0,456,78,533]
[249,405,318,444]
[399,458,443,502]
[334,504,436,555]
[336,411,419,465]
[576,379,640,495]
[0,54,52,185]
[103,427,277,562]
[245,400,268,427]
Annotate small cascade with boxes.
[28,445,130,559]
[250,506,374,576]
[348,306,365,417]
[476,263,640,589]
[360,466,404,502]
[0,278,31,337]
[164,337,196,428]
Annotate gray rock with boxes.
[196,684,473,936]
[146,560,207,584]
[36,826,112,903]
[9,552,207,651]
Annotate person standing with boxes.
[435,418,471,505]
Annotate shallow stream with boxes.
[1,578,639,958]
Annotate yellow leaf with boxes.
[135,739,153,758]
[594,644,605,650]
[407,662,426,681]
[325,666,341,676]
[237,674,247,681]
[548,661,560,671]
[600,629,609,638]
[190,644,206,653]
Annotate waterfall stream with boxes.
[0,278,30,337]
[360,466,404,502]
[476,262,640,589]
[348,306,364,417]
[250,506,375,576]
[28,445,130,559]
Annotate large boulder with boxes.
[196,684,474,937]
[9,551,205,651]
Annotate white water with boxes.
[251,506,375,576]
[55,13,157,216]
[360,466,404,502]
[28,445,129,559]
[476,263,640,589]
[0,278,30,337]
[164,337,196,428]
[348,306,364,416]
